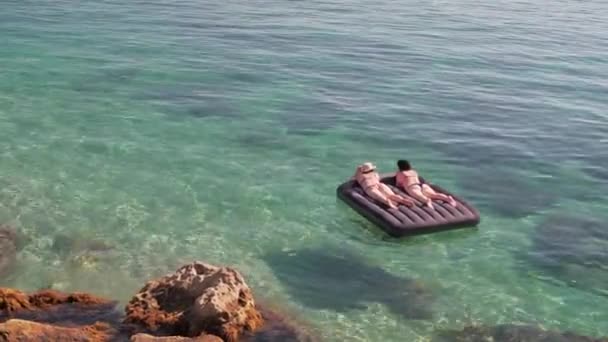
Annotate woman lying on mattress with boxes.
[353,162,415,209]
[396,159,457,209]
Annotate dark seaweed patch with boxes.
[435,324,608,342]
[138,86,241,120]
[458,167,557,218]
[0,225,17,280]
[279,97,347,136]
[523,215,608,296]
[262,247,434,319]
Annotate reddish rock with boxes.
[0,225,17,278]
[1,264,318,342]
[0,288,29,314]
[130,333,223,342]
[0,319,115,341]
[0,288,111,316]
[124,262,263,342]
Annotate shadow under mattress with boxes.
[337,175,480,237]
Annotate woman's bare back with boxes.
[396,170,421,189]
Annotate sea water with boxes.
[1,0,608,340]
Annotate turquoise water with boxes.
[1,0,608,340]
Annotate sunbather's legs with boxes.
[378,183,414,207]
[406,185,433,209]
[366,187,397,209]
[422,185,457,206]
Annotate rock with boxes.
[0,225,17,278]
[52,232,114,271]
[137,86,240,121]
[0,287,122,332]
[458,168,557,219]
[52,233,113,256]
[0,319,115,341]
[0,288,29,314]
[242,306,319,342]
[0,288,111,315]
[124,262,263,342]
[281,98,344,136]
[0,288,126,340]
[530,215,608,269]
[524,215,608,296]
[130,333,222,342]
[435,324,608,342]
[195,336,223,342]
[263,247,434,319]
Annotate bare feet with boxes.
[426,199,434,209]
[448,196,458,207]
[387,200,397,209]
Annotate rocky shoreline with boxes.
[0,262,317,342]
[2,222,608,341]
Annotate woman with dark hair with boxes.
[395,160,457,209]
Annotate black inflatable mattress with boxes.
[337,174,480,237]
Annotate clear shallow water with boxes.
[1,0,608,340]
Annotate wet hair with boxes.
[397,160,411,171]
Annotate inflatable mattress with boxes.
[337,174,480,237]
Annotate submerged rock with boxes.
[0,225,17,278]
[242,306,319,342]
[1,261,318,341]
[0,288,122,336]
[51,232,116,272]
[0,288,124,341]
[262,247,434,319]
[435,324,608,342]
[458,168,557,219]
[280,98,345,136]
[130,333,222,342]
[52,232,113,256]
[137,86,240,121]
[525,214,608,295]
[530,215,608,269]
[124,262,263,341]
[0,288,111,316]
[0,319,116,342]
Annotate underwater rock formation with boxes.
[51,232,116,272]
[0,288,124,341]
[0,225,17,278]
[0,319,117,342]
[280,98,345,136]
[525,214,608,295]
[130,333,223,342]
[0,262,318,341]
[240,306,318,342]
[51,232,114,257]
[530,215,608,269]
[458,167,557,218]
[435,324,608,342]
[0,288,112,316]
[263,247,434,319]
[137,86,240,121]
